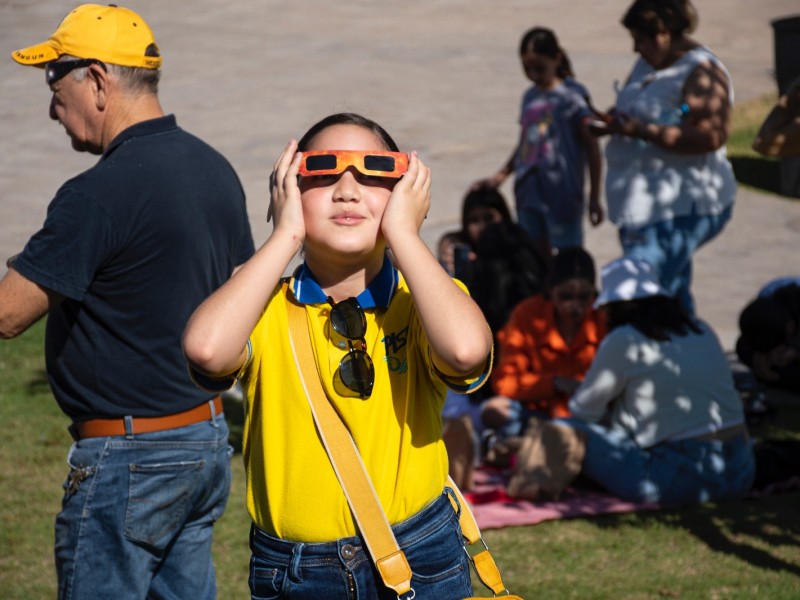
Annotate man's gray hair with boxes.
[59,55,160,95]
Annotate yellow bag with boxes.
[287,298,523,598]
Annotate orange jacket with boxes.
[491,295,606,418]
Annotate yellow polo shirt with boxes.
[239,260,490,542]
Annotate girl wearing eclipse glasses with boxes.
[183,113,496,598]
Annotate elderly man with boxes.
[4,4,255,598]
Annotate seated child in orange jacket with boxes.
[482,246,606,435]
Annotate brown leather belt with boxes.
[72,396,223,440]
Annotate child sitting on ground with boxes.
[736,278,800,394]
[482,246,606,438]
[437,185,514,277]
[559,256,754,506]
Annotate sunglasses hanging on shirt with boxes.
[327,296,375,399]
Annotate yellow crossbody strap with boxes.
[286,291,519,599]
[447,480,511,596]
[286,296,413,596]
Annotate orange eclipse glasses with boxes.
[298,150,409,179]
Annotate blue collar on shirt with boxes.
[289,255,398,308]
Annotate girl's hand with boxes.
[589,198,604,226]
[381,151,431,240]
[267,140,305,242]
[469,173,505,191]
[585,112,613,137]
[608,113,646,139]
[586,119,611,137]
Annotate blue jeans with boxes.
[517,207,583,250]
[55,412,232,600]
[618,204,733,314]
[248,490,473,599]
[480,397,548,438]
[558,419,755,506]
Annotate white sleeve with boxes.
[568,330,632,422]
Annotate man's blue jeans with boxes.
[55,412,232,600]
[558,418,755,506]
[248,490,473,599]
[618,204,733,313]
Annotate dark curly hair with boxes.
[621,0,698,37]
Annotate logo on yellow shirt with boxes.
[382,326,409,374]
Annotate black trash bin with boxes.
[771,15,800,197]
[772,15,800,94]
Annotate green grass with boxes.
[727,93,787,197]
[4,324,800,598]
[2,102,800,597]
[728,94,777,159]
[0,321,252,599]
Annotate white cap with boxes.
[594,256,670,308]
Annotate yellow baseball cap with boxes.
[12,3,162,69]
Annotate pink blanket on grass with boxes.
[464,468,661,530]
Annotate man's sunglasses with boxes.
[45,59,107,85]
[328,297,374,399]
[299,150,408,179]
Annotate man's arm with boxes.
[0,268,61,338]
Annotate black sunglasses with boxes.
[328,297,375,399]
[45,59,107,85]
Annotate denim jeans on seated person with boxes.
[248,489,472,599]
[481,396,549,439]
[618,204,733,314]
[557,418,756,506]
[55,413,232,600]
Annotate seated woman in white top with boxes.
[558,256,755,506]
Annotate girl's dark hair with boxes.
[547,246,596,289]
[605,295,702,341]
[519,26,574,79]
[622,0,698,37]
[460,186,512,233]
[471,221,548,335]
[557,48,575,79]
[297,112,399,152]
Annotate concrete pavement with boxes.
[1,0,798,349]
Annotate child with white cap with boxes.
[558,256,755,506]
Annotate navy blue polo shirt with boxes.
[14,115,255,420]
